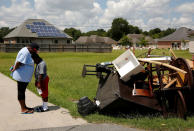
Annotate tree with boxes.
[120,35,132,46]
[149,28,161,37]
[0,27,14,43]
[138,37,148,47]
[147,28,176,39]
[132,26,142,34]
[163,28,176,36]
[64,28,81,41]
[83,29,107,37]
[143,31,149,36]
[109,17,129,41]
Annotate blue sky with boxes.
[0,0,194,32]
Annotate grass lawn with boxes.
[0,49,193,130]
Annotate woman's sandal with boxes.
[26,107,34,111]
[21,109,34,114]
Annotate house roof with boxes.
[188,30,194,36]
[75,36,89,44]
[126,34,144,44]
[127,34,144,39]
[158,27,192,41]
[4,19,72,39]
[90,35,105,43]
[103,37,117,44]
[75,35,117,45]
[124,34,155,44]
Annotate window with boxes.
[17,38,20,43]
[67,40,70,44]
[54,40,58,44]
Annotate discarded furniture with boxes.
[80,49,194,119]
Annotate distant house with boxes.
[188,31,194,53]
[157,27,193,49]
[126,34,144,46]
[120,34,156,48]
[4,19,72,44]
[103,37,117,45]
[75,35,117,45]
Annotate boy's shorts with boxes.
[36,76,49,99]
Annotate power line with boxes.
[5,20,112,28]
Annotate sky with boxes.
[0,0,194,32]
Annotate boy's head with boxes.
[31,53,42,64]
[28,43,39,54]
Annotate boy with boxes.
[31,53,49,112]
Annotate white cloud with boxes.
[33,0,103,32]
[128,19,148,30]
[176,2,194,14]
[0,0,35,27]
[0,21,8,27]
[0,0,194,32]
[176,17,192,24]
[34,0,96,17]
[99,0,171,30]
[172,16,193,29]
[147,17,171,29]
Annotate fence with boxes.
[0,43,112,53]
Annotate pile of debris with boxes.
[78,48,194,119]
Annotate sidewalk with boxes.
[0,72,87,131]
[0,72,143,131]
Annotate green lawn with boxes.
[0,49,193,130]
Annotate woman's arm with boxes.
[11,61,22,72]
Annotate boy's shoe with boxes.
[36,106,49,112]
[43,108,49,112]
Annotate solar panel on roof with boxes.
[36,29,40,32]
[45,33,49,36]
[62,34,66,37]
[26,25,30,29]
[30,25,34,29]
[38,25,43,29]
[58,34,63,37]
[50,33,54,36]
[48,26,52,30]
[41,33,45,37]
[37,32,42,36]
[50,26,55,30]
[42,33,46,36]
[41,26,45,29]
[41,22,46,25]
[49,33,53,37]
[31,29,36,33]
[52,33,55,36]
[36,29,40,33]
[24,22,67,38]
[33,25,37,28]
